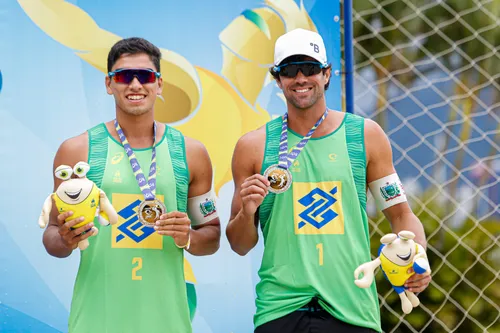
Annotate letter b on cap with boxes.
[310,43,320,53]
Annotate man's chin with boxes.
[291,100,315,110]
[122,108,150,116]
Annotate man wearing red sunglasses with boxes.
[226,28,430,333]
[41,37,221,333]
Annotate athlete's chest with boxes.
[103,144,175,193]
[287,135,351,183]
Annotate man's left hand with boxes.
[405,267,432,293]
[155,211,191,247]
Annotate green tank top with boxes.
[68,123,192,333]
[256,112,381,332]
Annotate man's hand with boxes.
[240,174,269,217]
[405,267,432,293]
[56,211,95,250]
[155,211,191,247]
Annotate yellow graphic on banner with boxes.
[184,257,197,284]
[111,193,164,249]
[16,0,317,193]
[293,181,344,235]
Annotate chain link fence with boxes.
[342,0,500,332]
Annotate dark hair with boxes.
[107,37,162,73]
[269,55,331,90]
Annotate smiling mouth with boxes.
[127,95,146,101]
[293,88,312,93]
[397,250,412,261]
[65,189,82,200]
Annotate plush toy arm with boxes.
[99,190,118,225]
[413,257,430,275]
[413,243,431,275]
[96,207,110,226]
[94,193,109,226]
[38,194,53,228]
[354,257,381,288]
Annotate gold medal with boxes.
[267,110,327,195]
[114,120,166,227]
[138,199,166,226]
[263,164,292,194]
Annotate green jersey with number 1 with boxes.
[256,112,381,332]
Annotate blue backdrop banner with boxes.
[0,1,341,332]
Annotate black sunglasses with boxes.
[273,61,326,78]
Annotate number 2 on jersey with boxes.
[316,243,324,266]
[132,257,143,280]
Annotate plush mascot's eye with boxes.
[73,162,90,178]
[55,165,73,180]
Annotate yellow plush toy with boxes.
[354,231,431,314]
[39,161,118,250]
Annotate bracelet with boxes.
[175,232,191,250]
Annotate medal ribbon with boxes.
[278,109,329,169]
[114,119,158,201]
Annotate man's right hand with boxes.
[240,174,270,216]
[56,211,95,250]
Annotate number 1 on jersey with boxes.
[316,243,324,266]
[132,257,143,280]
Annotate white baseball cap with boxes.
[273,28,328,67]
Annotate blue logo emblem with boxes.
[297,186,338,229]
[116,199,155,243]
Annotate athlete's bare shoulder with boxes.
[181,135,212,186]
[363,118,391,163]
[55,132,89,167]
[183,135,207,153]
[232,124,267,176]
[236,124,266,155]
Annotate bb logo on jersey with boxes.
[111,193,164,249]
[293,181,344,235]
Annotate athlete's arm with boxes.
[226,128,268,256]
[43,133,96,258]
[365,119,427,248]
[184,137,221,256]
[365,119,431,292]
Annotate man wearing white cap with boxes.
[227,28,430,332]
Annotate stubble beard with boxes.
[286,87,324,110]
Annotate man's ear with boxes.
[275,76,283,90]
[324,67,331,86]
[157,76,163,96]
[105,76,113,95]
